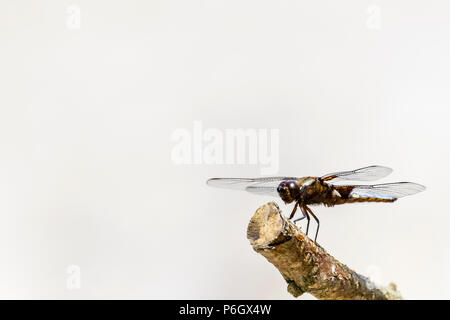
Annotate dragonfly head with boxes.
[277,180,300,204]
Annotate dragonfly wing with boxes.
[206,177,295,197]
[321,165,393,182]
[348,182,426,200]
[243,185,279,197]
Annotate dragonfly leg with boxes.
[306,206,320,242]
[289,202,298,219]
[293,204,305,223]
[293,214,305,223]
[298,205,310,236]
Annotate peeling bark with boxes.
[247,202,402,300]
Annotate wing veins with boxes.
[321,165,393,183]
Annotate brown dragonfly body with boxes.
[207,166,425,242]
[278,177,395,207]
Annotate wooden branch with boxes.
[247,202,402,300]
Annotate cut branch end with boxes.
[247,202,402,300]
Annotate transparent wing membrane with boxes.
[206,177,295,197]
[244,185,279,197]
[321,165,393,182]
[348,182,426,200]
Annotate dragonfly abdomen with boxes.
[338,196,396,204]
[324,185,396,206]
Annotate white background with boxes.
[0,1,448,299]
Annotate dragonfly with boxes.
[207,165,425,242]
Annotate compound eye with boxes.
[289,182,296,189]
[277,185,284,193]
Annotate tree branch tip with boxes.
[247,202,402,300]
